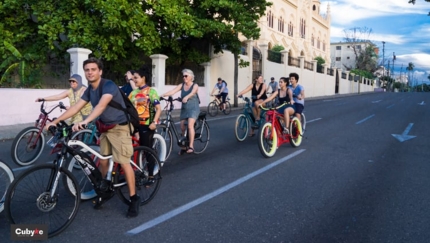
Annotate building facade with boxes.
[330,41,378,71]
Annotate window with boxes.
[347,45,350,48]
[323,42,326,51]
[267,11,274,28]
[336,46,341,50]
[347,56,350,59]
[317,38,320,49]
[278,17,284,33]
[288,22,293,36]
[311,35,314,46]
[300,18,306,38]
[336,57,341,61]
[356,45,361,50]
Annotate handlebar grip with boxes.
[48,126,57,135]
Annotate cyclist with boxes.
[161,69,200,154]
[121,70,137,97]
[268,77,279,94]
[210,77,228,111]
[35,74,92,125]
[127,66,161,184]
[237,75,267,131]
[288,72,305,120]
[260,77,295,134]
[45,57,140,218]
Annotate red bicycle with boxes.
[257,103,303,158]
[10,100,66,166]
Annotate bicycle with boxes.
[207,95,231,116]
[10,100,67,166]
[257,103,303,158]
[66,134,166,201]
[5,121,162,238]
[157,96,210,159]
[0,160,14,213]
[234,96,267,141]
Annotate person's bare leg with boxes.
[99,159,108,177]
[187,118,195,152]
[121,163,136,196]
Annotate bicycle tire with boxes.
[207,101,218,117]
[234,114,249,142]
[152,133,167,165]
[289,117,303,147]
[70,129,99,169]
[300,113,306,135]
[65,144,100,200]
[5,164,80,238]
[258,122,278,158]
[193,121,210,154]
[115,146,162,206]
[223,101,232,115]
[0,161,14,213]
[10,126,45,166]
[157,123,173,161]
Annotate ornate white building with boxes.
[251,0,331,70]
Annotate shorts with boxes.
[294,103,304,114]
[277,104,295,115]
[216,93,228,103]
[99,124,133,164]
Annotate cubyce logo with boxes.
[11,224,48,240]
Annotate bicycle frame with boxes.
[265,109,291,147]
[239,97,267,129]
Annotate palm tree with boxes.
[405,62,415,90]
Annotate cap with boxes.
[271,77,275,80]
[218,77,222,81]
[69,74,82,84]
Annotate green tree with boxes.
[314,56,325,67]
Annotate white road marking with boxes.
[372,100,382,103]
[125,149,306,235]
[356,114,375,124]
[307,118,322,123]
[386,104,395,109]
[392,123,416,142]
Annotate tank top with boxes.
[277,88,290,104]
[251,83,267,102]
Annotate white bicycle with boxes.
[0,160,14,213]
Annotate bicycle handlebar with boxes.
[39,100,67,115]
[259,102,291,111]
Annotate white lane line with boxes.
[356,114,375,124]
[386,104,395,109]
[372,100,382,103]
[125,149,306,235]
[307,118,322,123]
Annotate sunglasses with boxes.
[69,80,77,83]
[183,75,188,78]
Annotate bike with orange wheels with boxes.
[257,103,303,158]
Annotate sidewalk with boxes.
[0,93,369,141]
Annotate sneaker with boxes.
[283,127,289,134]
[251,121,259,129]
[127,194,141,218]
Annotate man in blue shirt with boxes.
[288,73,305,119]
[46,58,140,218]
[210,77,229,111]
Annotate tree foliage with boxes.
[409,0,430,15]
[0,0,271,86]
[342,27,378,73]
[314,56,325,67]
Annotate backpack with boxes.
[222,80,227,86]
[92,79,139,136]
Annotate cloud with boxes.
[322,0,428,25]
[396,53,430,70]
[330,26,407,45]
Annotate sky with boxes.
[321,0,430,84]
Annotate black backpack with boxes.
[222,80,227,86]
[93,79,139,135]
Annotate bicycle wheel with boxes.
[115,146,162,206]
[10,126,45,166]
[300,113,306,135]
[0,161,14,213]
[70,129,99,169]
[152,133,167,165]
[156,123,173,161]
[223,101,232,115]
[289,117,303,147]
[235,114,249,142]
[258,122,278,158]
[207,101,218,117]
[5,164,80,238]
[193,121,210,154]
[65,144,100,200]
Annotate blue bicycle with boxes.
[234,96,267,141]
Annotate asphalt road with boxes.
[1,92,429,243]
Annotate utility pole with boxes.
[400,64,403,92]
[382,41,386,77]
